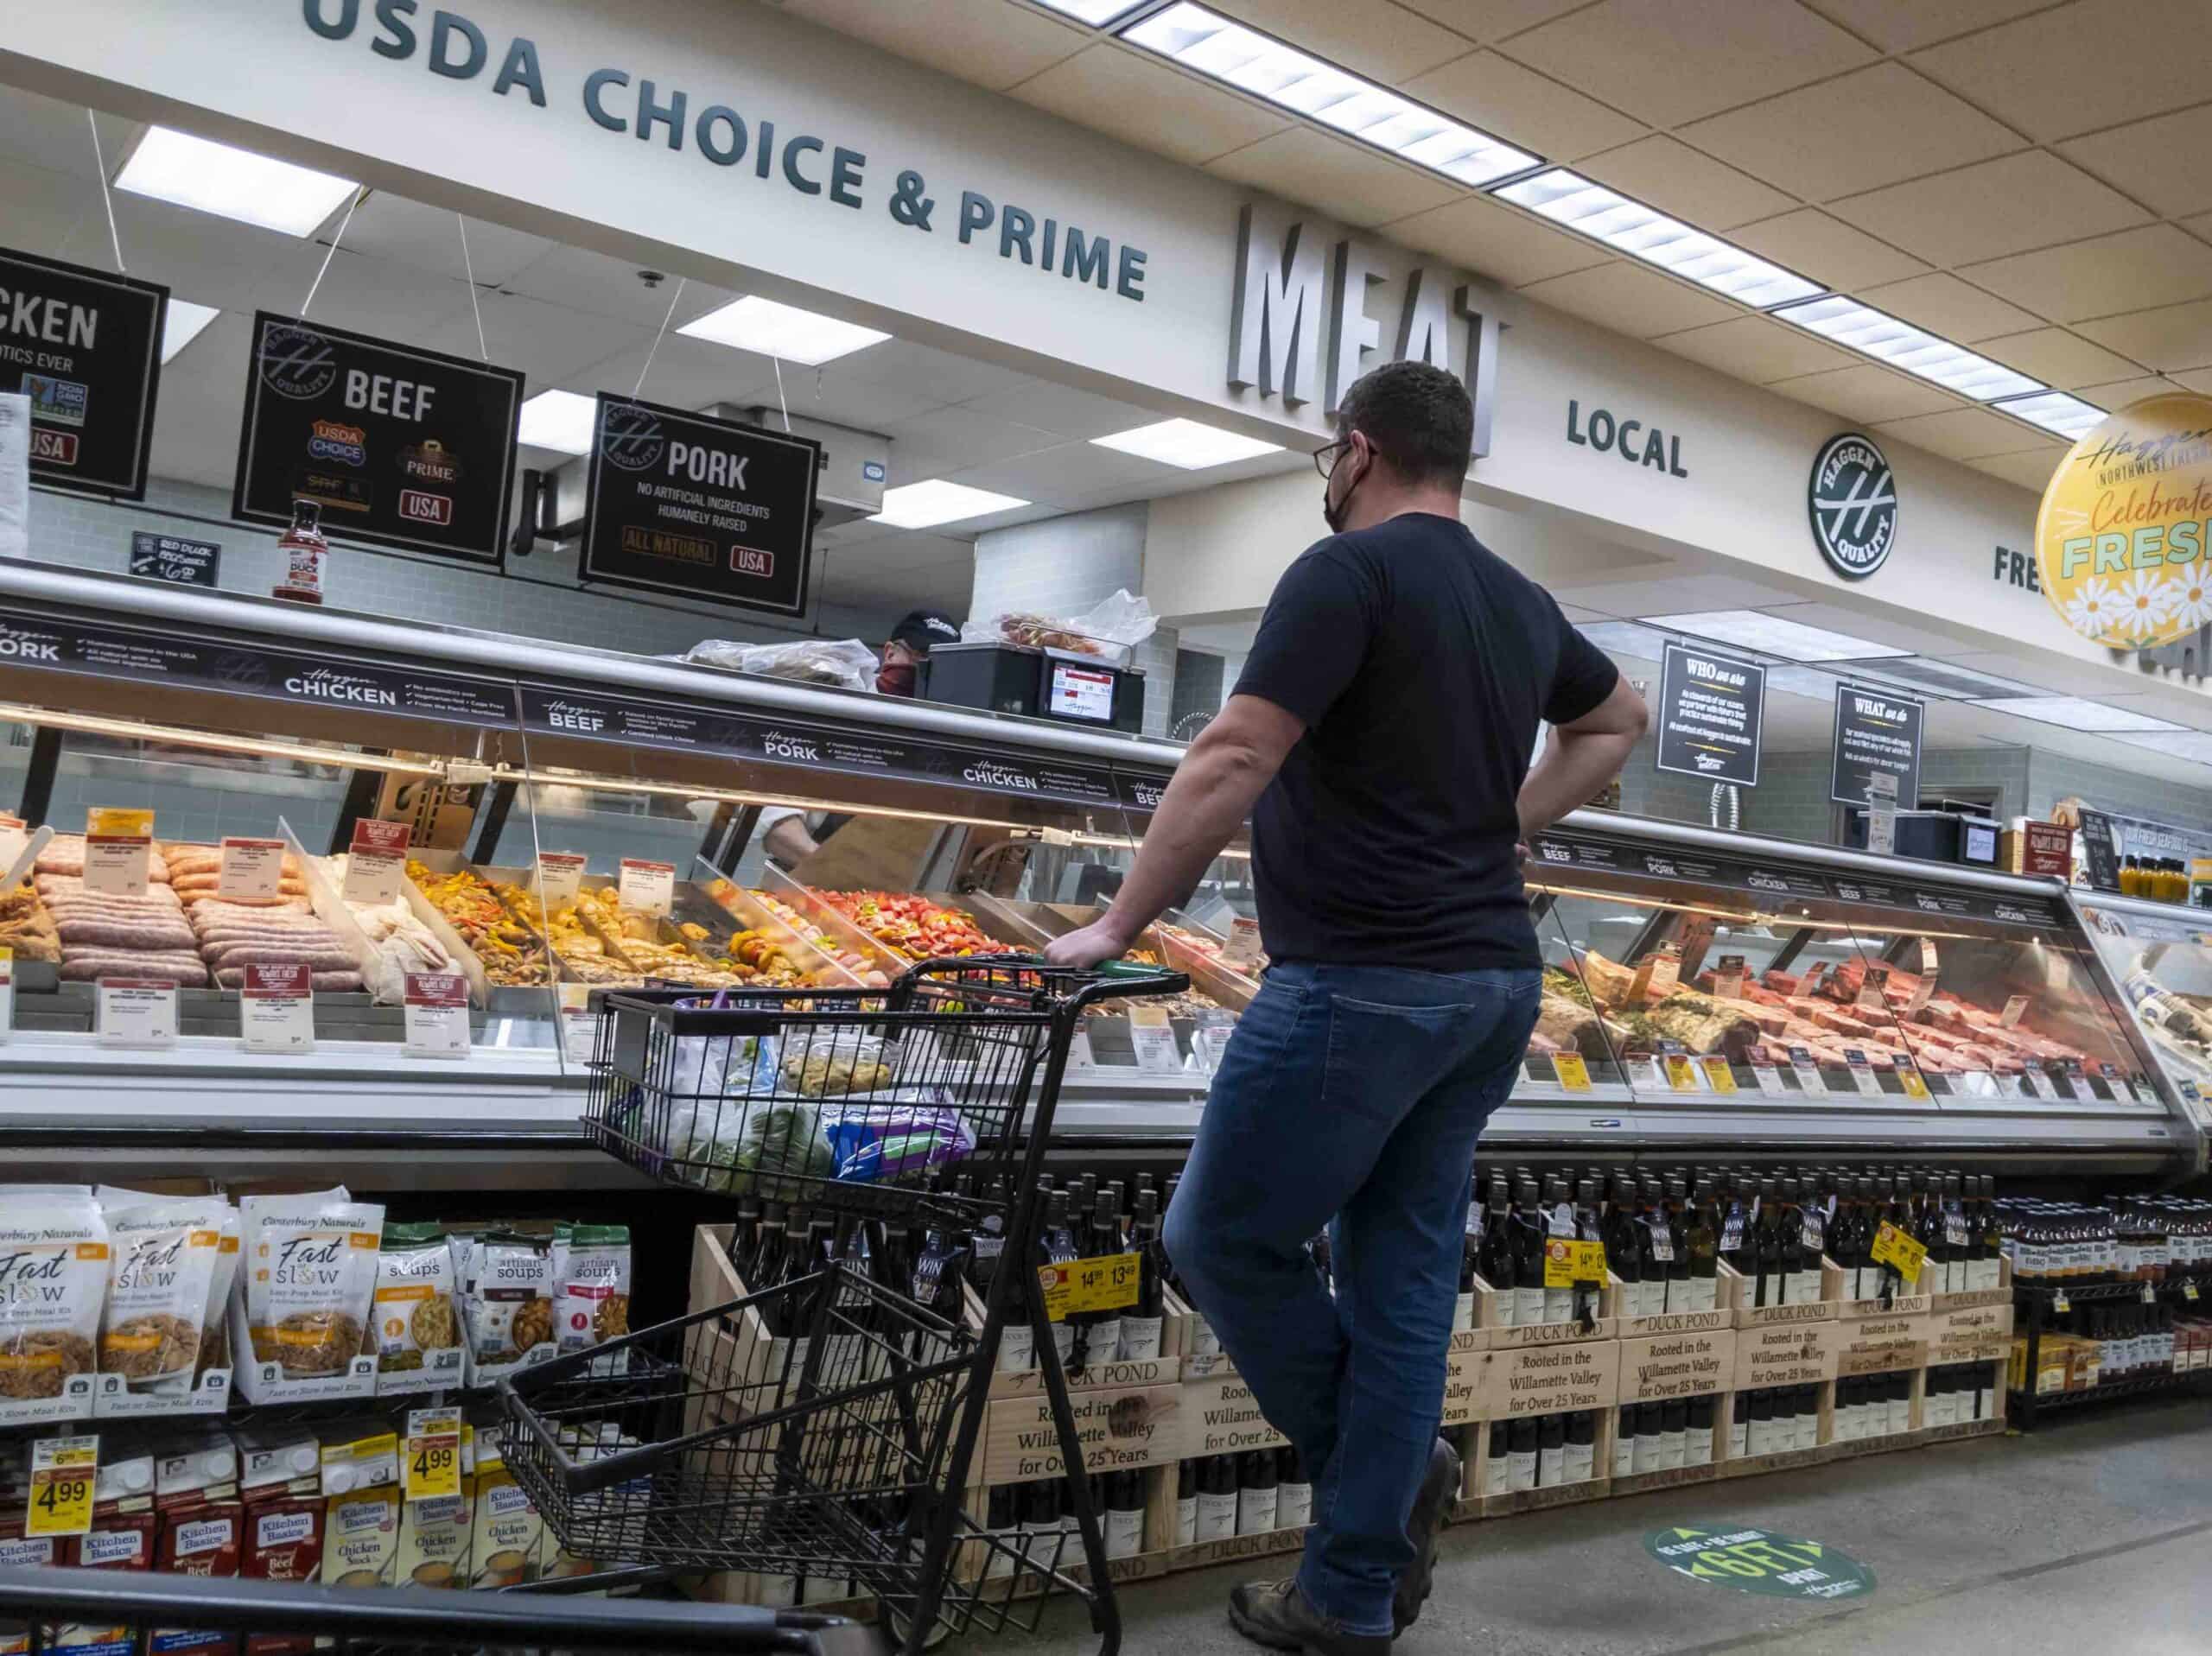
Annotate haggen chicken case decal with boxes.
[0,246,168,499]
[232,311,523,565]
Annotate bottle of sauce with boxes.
[272,499,329,606]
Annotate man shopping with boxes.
[1046,361,1645,1654]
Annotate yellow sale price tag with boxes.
[1698,1055,1737,1094]
[1663,1055,1700,1092]
[1542,1238,1608,1291]
[27,1435,98,1538]
[1899,1070,1929,1100]
[1036,1253,1141,1323]
[1870,1221,1927,1286]
[1551,1052,1591,1092]
[404,1407,461,1501]
[86,808,153,838]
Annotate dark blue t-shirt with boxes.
[1234,513,1618,971]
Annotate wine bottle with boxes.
[1684,1396,1714,1466]
[1195,1456,1236,1542]
[1174,1460,1198,1547]
[1541,1175,1575,1324]
[1536,1413,1566,1487]
[1236,1449,1279,1536]
[1572,1177,1607,1324]
[1484,1422,1512,1496]
[1019,1478,1062,1578]
[1611,1406,1635,1478]
[1105,1469,1145,1560]
[1562,1411,1595,1484]
[1656,1399,1687,1471]
[984,1484,1020,1580]
[1074,1192,1124,1371]
[1479,1178,1516,1329]
[1685,1176,1719,1313]
[1605,1173,1643,1321]
[1511,1178,1547,1328]
[1121,1190,1166,1361]
[1275,1446,1312,1531]
[1506,1418,1538,1492]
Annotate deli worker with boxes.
[759,607,960,867]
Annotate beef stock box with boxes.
[1619,1327,1735,1404]
[1477,1337,1619,1420]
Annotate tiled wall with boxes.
[2029,749,2212,828]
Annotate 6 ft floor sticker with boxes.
[1645,1523,1876,1601]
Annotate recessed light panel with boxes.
[1990,390,2106,441]
[159,300,219,365]
[1090,418,1282,469]
[1974,696,2183,733]
[870,480,1030,530]
[677,296,889,366]
[517,390,600,455]
[116,127,356,238]
[1122,4,1537,187]
[1029,0,1146,20]
[1771,296,2041,401]
[1493,170,1820,308]
[1845,657,2042,701]
[1642,609,1911,663]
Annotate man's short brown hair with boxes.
[1336,360,1473,489]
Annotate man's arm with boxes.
[1043,694,1305,969]
[1519,675,1648,840]
[761,813,821,868]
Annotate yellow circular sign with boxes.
[2035,392,2212,650]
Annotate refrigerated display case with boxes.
[2069,890,2212,1148]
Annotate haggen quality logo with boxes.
[1808,433,1897,580]
[598,401,667,473]
[257,324,340,401]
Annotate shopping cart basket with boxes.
[0,1562,876,1653]
[516,955,1190,1655]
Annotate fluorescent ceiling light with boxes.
[1122,4,1537,187]
[517,390,600,455]
[159,299,219,365]
[1764,663,1846,701]
[1643,609,1911,663]
[1577,620,1673,662]
[1493,170,1820,308]
[677,296,889,367]
[1029,0,1146,20]
[115,126,356,238]
[870,479,1030,530]
[1772,296,2041,401]
[1090,417,1282,469]
[1974,696,2183,734]
[1991,390,2106,441]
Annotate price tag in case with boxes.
[84,807,153,898]
[402,972,470,1058]
[617,858,675,918]
[1037,1253,1141,1322]
[1551,1051,1592,1092]
[404,1407,462,1501]
[240,962,315,1054]
[1541,1238,1608,1290]
[27,1435,98,1539]
[537,853,587,910]
[1128,1005,1182,1075]
[97,978,177,1048]
[556,982,596,1064]
[343,819,410,906]
[1698,1054,1737,1094]
[218,836,287,900]
[0,943,12,1044]
[1787,1045,1827,1097]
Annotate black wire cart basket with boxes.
[504,956,1189,1655]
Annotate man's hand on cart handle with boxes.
[1046,916,1141,971]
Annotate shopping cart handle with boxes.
[1096,959,1161,979]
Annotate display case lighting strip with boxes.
[0,705,444,776]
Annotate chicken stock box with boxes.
[1732,1321,1841,1391]
[1837,1312,1929,1377]
[1619,1328,1735,1404]
[981,1383,1181,1485]
[1478,1337,1619,1421]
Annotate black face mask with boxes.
[1322,446,1367,535]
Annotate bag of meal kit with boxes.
[198,1205,240,1376]
[98,1196,225,1392]
[0,1190,107,1400]
[370,1223,460,1375]
[556,1226,632,1356]
[779,1031,893,1099]
[239,1190,383,1379]
[462,1233,554,1367]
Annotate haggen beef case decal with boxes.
[0,246,167,499]
[232,311,522,565]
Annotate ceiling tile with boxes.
[345,195,554,288]
[1728,209,1929,290]
[1654,315,1859,382]
[1678,64,2020,202]
[1910,0,2212,142]
[846,341,1035,405]
[879,404,1064,477]
[2177,368,2212,396]
[1579,135,1796,231]
[1769,363,1966,422]
[1516,261,1738,337]
[2059,104,2212,219]
[2077,301,2212,373]
[2073,376,2190,411]
[952,439,1174,506]
[1399,50,1646,162]
[1829,150,2152,269]
[779,0,1088,92]
[1497,0,1876,129]
[0,88,130,181]
[957,378,1160,438]
[1205,128,1459,228]
[1797,0,2056,53]
[2188,212,2212,244]
[1391,0,1597,43]
[1857,272,2043,342]
[1385,194,1618,285]
[1961,225,2212,323]
[1966,447,2066,492]
[1012,44,1290,166]
[1874,405,2056,461]
[1200,0,1473,82]
[1974,327,2146,389]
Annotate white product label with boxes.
[1514,1285,1546,1327]
[84,812,152,898]
[219,837,287,900]
[1275,1482,1312,1530]
[1684,1426,1713,1467]
[1866,809,1897,856]
[1537,1445,1564,1487]
[97,977,177,1048]
[1506,1450,1535,1492]
[1751,1060,1786,1096]
[2028,1068,2062,1101]
[1052,663,1116,722]
[1729,1421,1749,1459]
[1654,1433,1684,1472]
[1236,1488,1277,1536]
[1119,1316,1163,1361]
[343,820,410,905]
[1222,916,1263,969]
[241,962,315,1054]
[617,859,675,918]
[1561,1443,1593,1484]
[996,1324,1035,1374]
[1849,1060,1884,1098]
[1485,1449,1511,1495]
[556,982,595,1064]
[1174,1496,1197,1549]
[1196,1022,1235,1073]
[1106,1507,1144,1558]
[1195,1492,1236,1542]
[403,972,470,1058]
[1128,1006,1182,1075]
[1792,1056,1827,1096]
[537,853,586,910]
[1611,1433,1634,1478]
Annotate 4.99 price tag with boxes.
[1037,1253,1141,1323]
[27,1434,98,1538]
[404,1407,461,1501]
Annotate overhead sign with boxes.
[232,311,522,565]
[0,247,167,499]
[1808,432,1897,581]
[1829,684,1923,808]
[1656,642,1764,787]
[127,530,220,588]
[2035,392,2212,650]
[581,394,820,617]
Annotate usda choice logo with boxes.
[1808,433,1897,581]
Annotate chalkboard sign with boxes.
[2076,808,2120,894]
[127,530,219,588]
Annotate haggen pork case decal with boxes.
[581,393,820,617]
[232,312,522,565]
[0,246,167,499]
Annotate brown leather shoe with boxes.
[1394,1434,1461,1634]
[1227,1579,1390,1656]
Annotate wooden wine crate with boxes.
[1928,1299,2013,1363]
[1835,1310,1930,1377]
[1724,1259,1843,1329]
[962,1464,1177,1596]
[1472,1272,1620,1344]
[1619,1327,1735,1404]
[1475,1335,1620,1421]
[1182,1372,1285,1459]
[1732,1320,1841,1391]
[979,1382,1181,1486]
[1465,1412,1614,1516]
[1441,1328,1489,1427]
[1712,1380,1834,1481]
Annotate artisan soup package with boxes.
[240,1190,383,1380]
[369,1223,460,1378]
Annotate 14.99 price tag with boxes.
[27,1435,98,1538]
[1541,1238,1608,1290]
[404,1408,461,1501]
[1037,1253,1141,1323]
[1870,1221,1927,1287]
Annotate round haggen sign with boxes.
[1809,433,1897,580]
[1644,1523,1876,1602]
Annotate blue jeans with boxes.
[1166,960,1540,1636]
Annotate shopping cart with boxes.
[508,955,1189,1655]
[0,1563,875,1653]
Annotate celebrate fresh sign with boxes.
[2035,391,2212,650]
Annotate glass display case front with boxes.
[2071,892,2212,1140]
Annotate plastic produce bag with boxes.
[963,588,1157,668]
[687,638,881,692]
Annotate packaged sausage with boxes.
[99,1197,225,1393]
[369,1222,461,1381]
[0,1190,108,1409]
[239,1190,383,1380]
